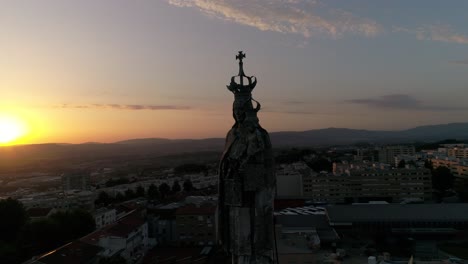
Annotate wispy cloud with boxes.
[54,104,191,110]
[345,94,465,111]
[394,24,468,44]
[168,0,382,38]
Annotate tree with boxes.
[96,191,113,206]
[18,218,61,257]
[17,209,95,261]
[0,198,28,242]
[0,199,28,263]
[171,180,181,194]
[274,148,312,164]
[50,209,96,242]
[68,209,96,237]
[432,166,454,191]
[397,159,406,168]
[125,188,135,199]
[183,179,194,192]
[116,192,125,202]
[105,177,130,187]
[159,183,171,199]
[0,241,22,264]
[308,158,332,173]
[136,185,145,197]
[147,184,160,200]
[424,159,433,170]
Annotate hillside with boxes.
[1,123,467,171]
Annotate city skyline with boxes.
[1,0,468,145]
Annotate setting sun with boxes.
[0,115,28,145]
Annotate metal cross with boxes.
[236,51,246,81]
[236,51,246,63]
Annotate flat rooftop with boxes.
[276,214,330,229]
[326,203,468,223]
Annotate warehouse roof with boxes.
[326,203,468,223]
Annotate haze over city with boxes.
[1,0,467,145]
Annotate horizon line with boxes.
[2,121,466,147]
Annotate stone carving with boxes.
[218,51,276,264]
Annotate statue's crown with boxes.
[227,51,257,95]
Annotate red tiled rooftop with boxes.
[33,241,102,264]
[107,216,145,237]
[81,210,145,244]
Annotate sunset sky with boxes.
[1,0,468,145]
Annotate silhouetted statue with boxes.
[218,51,276,264]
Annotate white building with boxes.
[431,156,466,175]
[82,211,149,262]
[394,154,426,168]
[378,145,416,165]
[94,208,117,229]
[333,161,391,175]
[308,162,432,203]
[447,146,468,159]
[276,162,310,197]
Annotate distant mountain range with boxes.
[1,123,467,165]
[268,122,468,147]
[114,122,468,147]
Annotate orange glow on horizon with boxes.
[0,112,33,146]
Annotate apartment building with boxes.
[81,211,149,262]
[276,162,313,197]
[94,207,117,229]
[378,145,416,165]
[175,204,216,246]
[304,167,432,203]
[448,147,468,159]
[431,156,468,176]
